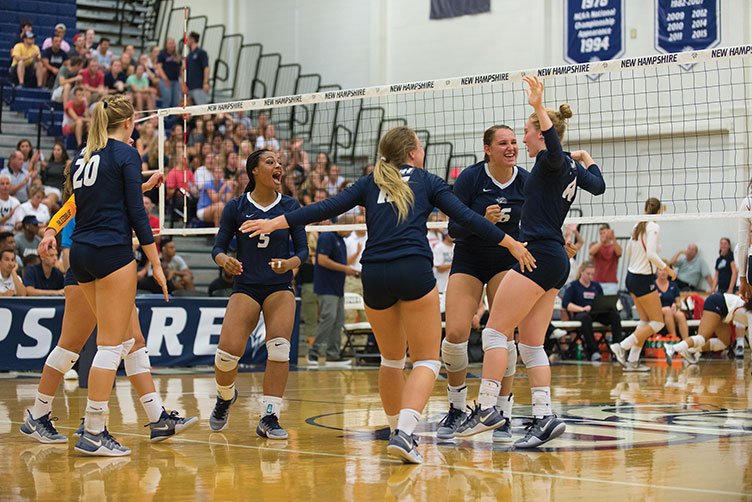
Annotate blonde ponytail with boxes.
[84,94,134,163]
[374,126,417,224]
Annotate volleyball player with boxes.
[240,126,534,463]
[455,76,605,448]
[665,292,751,364]
[22,172,197,445]
[209,149,308,440]
[437,125,528,442]
[734,185,751,358]
[67,95,168,456]
[609,198,676,372]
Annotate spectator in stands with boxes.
[10,31,43,88]
[14,215,41,259]
[42,24,70,52]
[324,163,345,197]
[28,177,58,213]
[254,112,269,138]
[62,87,90,150]
[589,223,622,295]
[655,267,689,341]
[669,243,713,291]
[23,245,63,296]
[0,231,23,270]
[40,143,69,197]
[231,123,248,149]
[186,31,210,105]
[309,225,357,366]
[104,59,127,95]
[0,249,25,296]
[91,37,113,71]
[433,230,454,316]
[1,150,35,203]
[40,35,68,88]
[711,237,736,293]
[148,45,160,71]
[255,124,280,152]
[127,63,157,112]
[223,151,239,180]
[68,33,89,65]
[194,151,214,192]
[136,119,157,158]
[14,185,50,231]
[138,53,159,88]
[142,195,160,238]
[208,268,235,297]
[16,139,41,174]
[313,188,328,203]
[562,261,623,361]
[362,164,374,176]
[229,169,249,200]
[84,29,96,50]
[0,175,20,232]
[10,20,33,48]
[51,55,83,104]
[119,51,135,76]
[80,58,106,103]
[157,38,182,108]
[161,237,195,291]
[197,160,232,227]
[281,173,300,202]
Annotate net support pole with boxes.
[182,6,188,226]
[158,113,165,235]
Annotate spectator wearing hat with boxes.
[23,245,63,296]
[67,33,89,65]
[42,24,71,52]
[10,31,43,88]
[0,150,36,203]
[40,35,68,88]
[14,215,41,259]
[10,20,32,48]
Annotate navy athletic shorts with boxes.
[511,240,569,291]
[69,242,135,284]
[63,267,78,288]
[450,244,517,284]
[625,271,657,298]
[361,255,436,310]
[702,292,728,318]
[232,282,294,306]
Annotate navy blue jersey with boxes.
[71,139,154,248]
[519,128,606,244]
[715,252,734,293]
[285,167,506,264]
[213,192,308,286]
[314,232,347,296]
[448,162,528,251]
[561,279,603,309]
[656,280,680,307]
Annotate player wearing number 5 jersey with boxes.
[69,94,168,456]
[240,126,535,463]
[209,149,308,439]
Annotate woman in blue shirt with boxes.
[655,267,688,341]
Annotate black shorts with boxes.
[512,240,569,291]
[64,267,78,288]
[69,242,135,284]
[702,293,728,318]
[626,271,656,298]
[450,244,517,285]
[232,282,294,306]
[361,256,436,310]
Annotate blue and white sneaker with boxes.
[436,405,466,439]
[492,416,513,442]
[19,410,67,443]
[74,417,84,437]
[74,428,131,457]
[454,404,506,438]
[387,429,423,464]
[147,409,199,442]
[514,415,566,449]
[256,414,289,439]
[209,389,238,432]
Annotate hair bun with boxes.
[558,103,572,119]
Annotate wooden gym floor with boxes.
[0,360,750,501]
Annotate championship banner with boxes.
[655,0,719,54]
[429,0,490,20]
[565,0,624,64]
[0,297,300,371]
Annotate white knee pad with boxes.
[120,338,136,358]
[45,346,79,374]
[637,321,648,329]
[482,327,508,351]
[518,343,549,369]
[124,347,151,376]
[215,348,240,372]
[505,340,517,377]
[266,337,290,362]
[441,339,468,372]
[648,320,665,333]
[413,359,441,377]
[380,355,406,369]
[92,344,124,370]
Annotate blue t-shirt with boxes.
[198,178,231,210]
[61,216,75,249]
[186,47,208,90]
[519,127,606,244]
[71,139,154,248]
[656,280,680,307]
[314,232,347,296]
[562,279,603,310]
[448,162,528,254]
[157,50,181,81]
[212,192,308,286]
[23,263,64,291]
[285,167,506,264]
[715,252,734,292]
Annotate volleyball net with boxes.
[155,44,752,237]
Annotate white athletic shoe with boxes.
[610,343,627,367]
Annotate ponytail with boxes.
[632,197,661,240]
[374,126,416,224]
[84,94,134,163]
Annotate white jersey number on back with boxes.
[72,155,101,189]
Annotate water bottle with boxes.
[576,340,583,360]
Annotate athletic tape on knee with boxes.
[380,355,406,369]
[648,320,665,333]
[124,347,151,376]
[441,339,468,372]
[120,338,136,358]
[92,344,123,370]
[215,349,240,372]
[505,340,517,377]
[266,337,290,362]
[518,343,549,368]
[482,327,508,352]
[412,359,441,377]
[44,346,79,374]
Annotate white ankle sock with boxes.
[496,394,514,418]
[217,382,236,401]
[139,392,163,423]
[396,408,421,435]
[262,395,282,417]
[478,379,501,410]
[620,334,638,350]
[531,387,552,418]
[447,384,467,410]
[84,400,108,434]
[689,334,706,349]
[628,346,641,363]
[30,392,54,420]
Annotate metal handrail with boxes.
[0,78,18,136]
[36,102,56,152]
